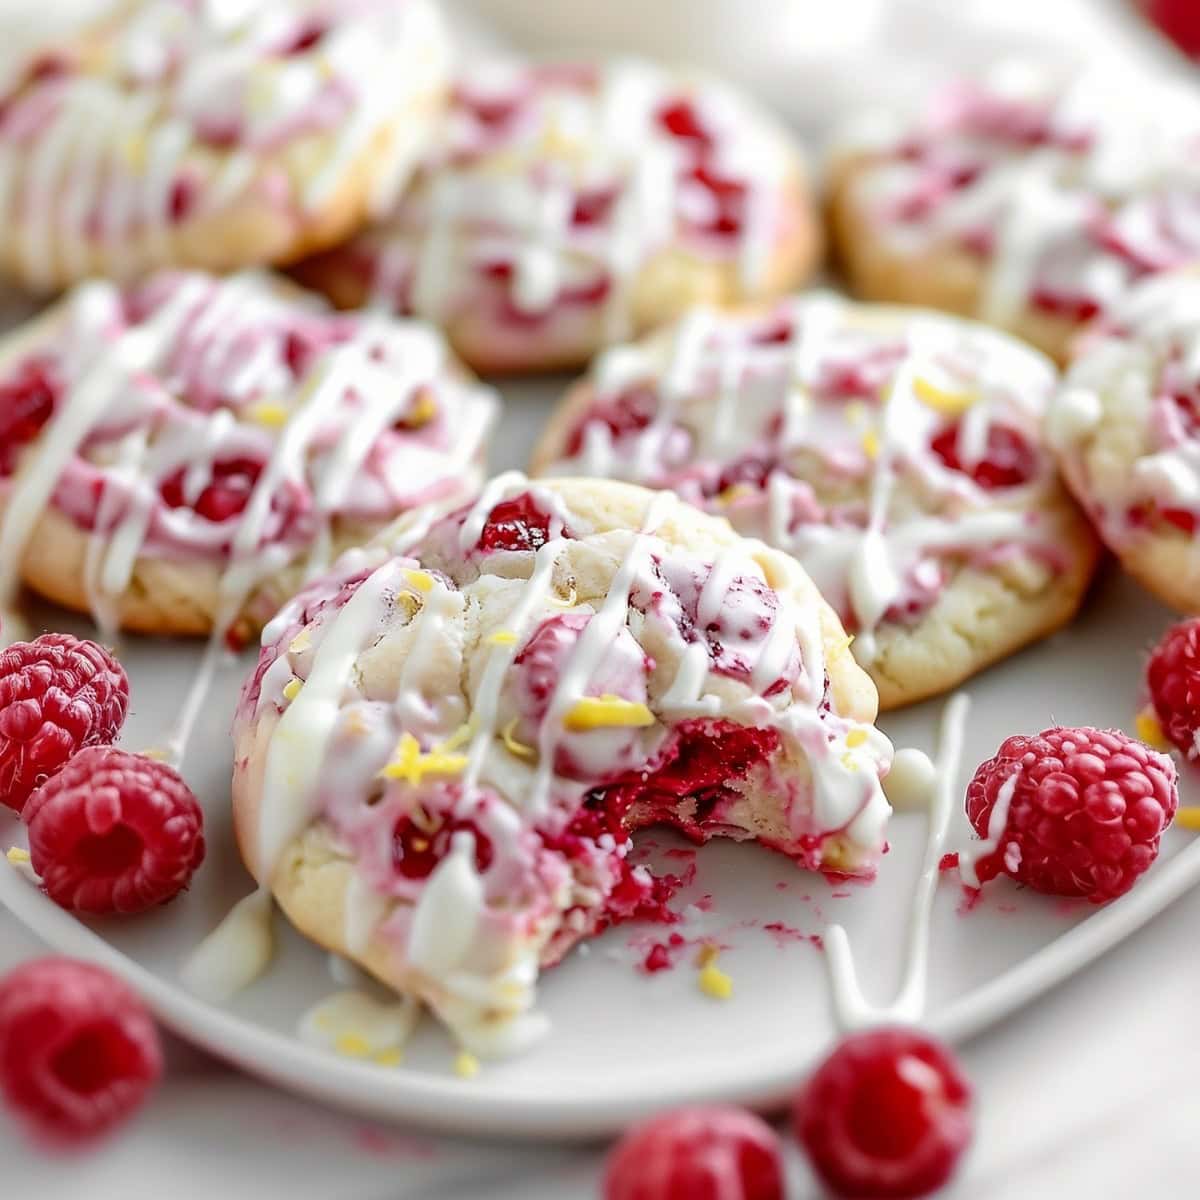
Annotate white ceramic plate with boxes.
[2,375,1200,1140]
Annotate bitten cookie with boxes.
[532,296,1099,708]
[0,0,449,291]
[292,57,820,373]
[0,270,496,641]
[828,61,1200,364]
[1050,268,1200,613]
[232,476,891,1053]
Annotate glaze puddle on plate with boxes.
[1,378,1197,1138]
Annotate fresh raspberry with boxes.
[0,957,162,1144]
[1147,617,1200,760]
[0,634,129,814]
[962,726,1177,902]
[1147,0,1200,57]
[25,747,205,915]
[929,422,1037,489]
[604,1105,785,1200]
[793,1028,973,1199]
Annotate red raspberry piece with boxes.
[159,456,262,523]
[477,492,557,553]
[929,421,1037,489]
[604,1105,785,1200]
[793,1027,973,1199]
[564,385,659,457]
[1147,0,1200,57]
[0,634,129,814]
[963,726,1177,902]
[656,99,714,147]
[0,356,58,475]
[1148,618,1200,760]
[0,957,162,1144]
[25,747,205,915]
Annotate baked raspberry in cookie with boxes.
[531,297,1099,708]
[292,58,820,373]
[828,62,1200,364]
[0,0,449,291]
[231,477,891,1053]
[0,270,496,641]
[1050,268,1200,613]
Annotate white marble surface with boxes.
[5,1,1200,1196]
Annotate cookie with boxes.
[828,62,1200,364]
[532,296,1099,708]
[292,57,820,373]
[0,270,496,641]
[0,0,449,291]
[231,476,891,1053]
[1050,267,1200,613]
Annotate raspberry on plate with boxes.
[0,633,129,814]
[1147,617,1200,761]
[0,957,162,1144]
[25,747,205,915]
[960,726,1177,903]
[604,1104,785,1200]
[793,1027,973,1199]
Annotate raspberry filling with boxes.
[477,492,559,553]
[393,813,495,880]
[600,718,780,843]
[0,357,58,475]
[929,421,1037,489]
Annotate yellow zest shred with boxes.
[381,732,468,785]
[405,390,438,427]
[436,721,475,754]
[695,943,720,969]
[914,375,976,416]
[563,694,655,732]
[248,401,290,428]
[698,960,733,1001]
[454,1050,480,1079]
[282,678,302,702]
[502,718,536,760]
[288,628,312,654]
[845,728,868,749]
[6,847,30,865]
[374,1047,404,1068]
[402,569,434,594]
[487,630,518,647]
[334,1034,371,1058]
[861,430,881,460]
[1175,807,1200,832]
[1135,708,1171,752]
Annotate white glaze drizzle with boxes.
[824,691,970,1030]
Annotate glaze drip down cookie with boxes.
[531,297,1099,708]
[0,0,449,290]
[231,476,891,1054]
[828,62,1200,363]
[292,57,820,373]
[0,270,496,641]
[1050,268,1200,613]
